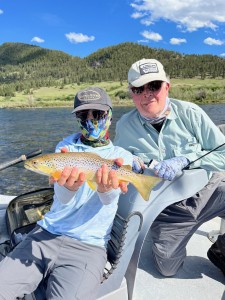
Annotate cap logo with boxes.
[139,63,159,75]
[78,90,101,101]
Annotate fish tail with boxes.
[131,174,160,201]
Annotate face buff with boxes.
[77,109,112,147]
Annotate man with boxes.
[114,58,225,277]
[0,87,132,300]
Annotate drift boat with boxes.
[0,166,225,300]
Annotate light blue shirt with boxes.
[114,99,225,173]
[38,133,133,248]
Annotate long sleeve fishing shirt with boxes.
[38,134,133,248]
[114,98,225,173]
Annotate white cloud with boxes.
[170,38,187,45]
[31,37,45,43]
[131,0,225,32]
[220,53,225,57]
[141,19,153,26]
[204,37,224,45]
[0,9,3,14]
[141,30,162,42]
[138,39,149,43]
[65,32,95,44]
[131,12,145,19]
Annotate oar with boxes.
[0,149,42,171]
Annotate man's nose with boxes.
[143,86,153,96]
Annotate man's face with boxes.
[129,80,170,118]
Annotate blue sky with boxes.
[1,0,225,58]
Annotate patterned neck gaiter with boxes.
[77,109,112,147]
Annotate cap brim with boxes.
[72,103,111,114]
[130,74,169,87]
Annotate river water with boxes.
[1,104,225,196]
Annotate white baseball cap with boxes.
[128,58,169,87]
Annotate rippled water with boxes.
[0,106,132,195]
[1,103,225,196]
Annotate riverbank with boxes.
[1,78,225,108]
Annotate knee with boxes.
[152,249,185,277]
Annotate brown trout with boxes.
[24,152,160,201]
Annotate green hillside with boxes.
[1,41,225,98]
[1,42,225,108]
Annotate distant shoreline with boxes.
[1,78,225,108]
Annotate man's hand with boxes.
[153,156,189,181]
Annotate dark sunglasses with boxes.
[130,80,163,95]
[75,109,107,121]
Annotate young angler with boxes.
[0,87,134,300]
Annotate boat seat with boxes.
[98,168,209,299]
[97,211,143,300]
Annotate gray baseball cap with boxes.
[128,58,170,87]
[72,87,112,113]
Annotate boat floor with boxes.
[0,196,224,300]
[133,217,225,300]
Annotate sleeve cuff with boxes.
[54,183,77,204]
[97,189,120,205]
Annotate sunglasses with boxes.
[130,80,163,95]
[75,109,108,121]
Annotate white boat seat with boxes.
[98,168,209,299]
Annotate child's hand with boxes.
[58,166,86,191]
[96,160,128,194]
[49,147,85,191]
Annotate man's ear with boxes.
[166,82,171,90]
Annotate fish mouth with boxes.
[24,162,39,171]
[24,162,32,170]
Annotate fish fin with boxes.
[131,174,161,201]
[123,165,132,171]
[87,180,97,190]
[51,170,62,180]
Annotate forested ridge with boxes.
[1,41,225,97]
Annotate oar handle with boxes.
[0,149,42,171]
